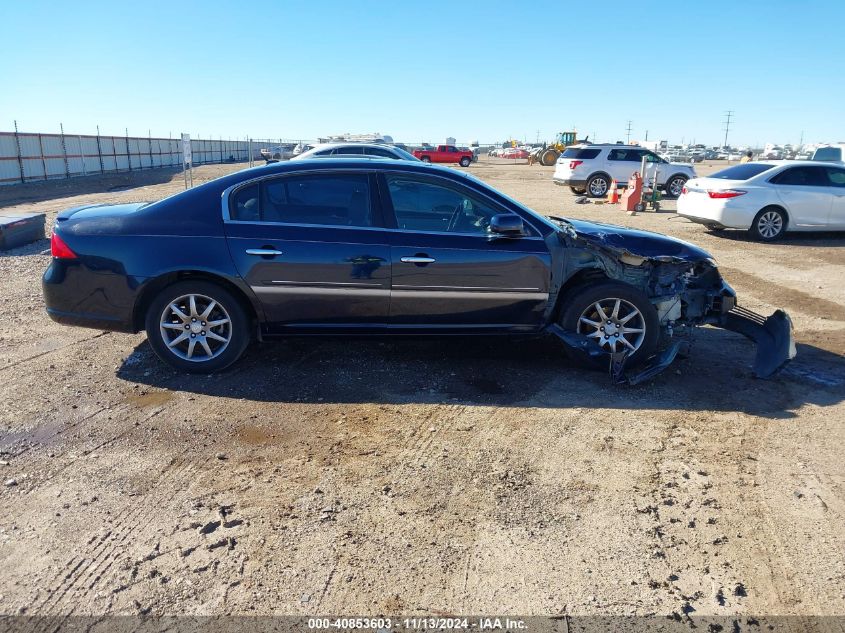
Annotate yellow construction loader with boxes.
[530,131,584,166]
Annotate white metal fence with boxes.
[0,127,271,186]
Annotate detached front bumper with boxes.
[721,306,796,377]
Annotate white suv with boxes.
[553,144,697,198]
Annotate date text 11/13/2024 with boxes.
[307,617,528,630]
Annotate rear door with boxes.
[379,171,551,331]
[824,165,845,228]
[606,148,643,184]
[223,170,391,332]
[769,166,832,227]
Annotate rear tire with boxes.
[664,175,688,198]
[559,281,660,366]
[420,156,431,163]
[459,157,471,167]
[569,186,587,195]
[586,174,610,198]
[749,206,787,241]
[145,280,251,373]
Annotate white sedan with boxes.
[677,161,845,241]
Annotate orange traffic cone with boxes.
[607,179,619,204]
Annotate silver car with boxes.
[291,143,420,161]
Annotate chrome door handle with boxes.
[400,256,436,264]
[246,248,283,256]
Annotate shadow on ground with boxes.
[705,228,845,247]
[117,327,845,419]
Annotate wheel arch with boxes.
[133,270,262,333]
[549,267,610,322]
[759,203,790,225]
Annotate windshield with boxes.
[709,164,776,180]
[813,147,842,161]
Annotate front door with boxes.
[379,172,551,332]
[223,170,391,332]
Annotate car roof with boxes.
[308,142,397,149]
[240,157,448,176]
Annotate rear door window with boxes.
[230,173,374,226]
[770,166,828,186]
[608,149,643,161]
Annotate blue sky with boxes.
[2,0,842,146]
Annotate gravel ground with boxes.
[0,159,843,618]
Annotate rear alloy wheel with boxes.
[145,281,250,373]
[665,175,688,198]
[560,281,660,366]
[586,174,610,198]
[420,156,431,163]
[459,157,471,167]
[750,207,787,241]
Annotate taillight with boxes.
[50,232,77,259]
[569,160,583,169]
[707,189,747,199]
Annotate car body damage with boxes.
[544,217,796,382]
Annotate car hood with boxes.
[565,218,712,262]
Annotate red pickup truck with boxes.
[412,145,473,167]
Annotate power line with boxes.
[722,110,734,149]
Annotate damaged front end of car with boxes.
[544,217,796,384]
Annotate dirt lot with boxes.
[1,159,843,619]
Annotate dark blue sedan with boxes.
[43,159,794,380]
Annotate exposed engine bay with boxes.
[544,217,796,383]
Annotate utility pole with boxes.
[626,120,633,144]
[722,110,734,149]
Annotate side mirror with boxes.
[489,214,524,236]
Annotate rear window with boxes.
[561,148,600,159]
[709,164,776,180]
[812,147,843,161]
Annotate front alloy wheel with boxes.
[577,298,646,354]
[559,281,660,366]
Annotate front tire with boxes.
[145,280,250,373]
[459,157,471,167]
[749,206,787,241]
[559,281,660,366]
[586,174,610,198]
